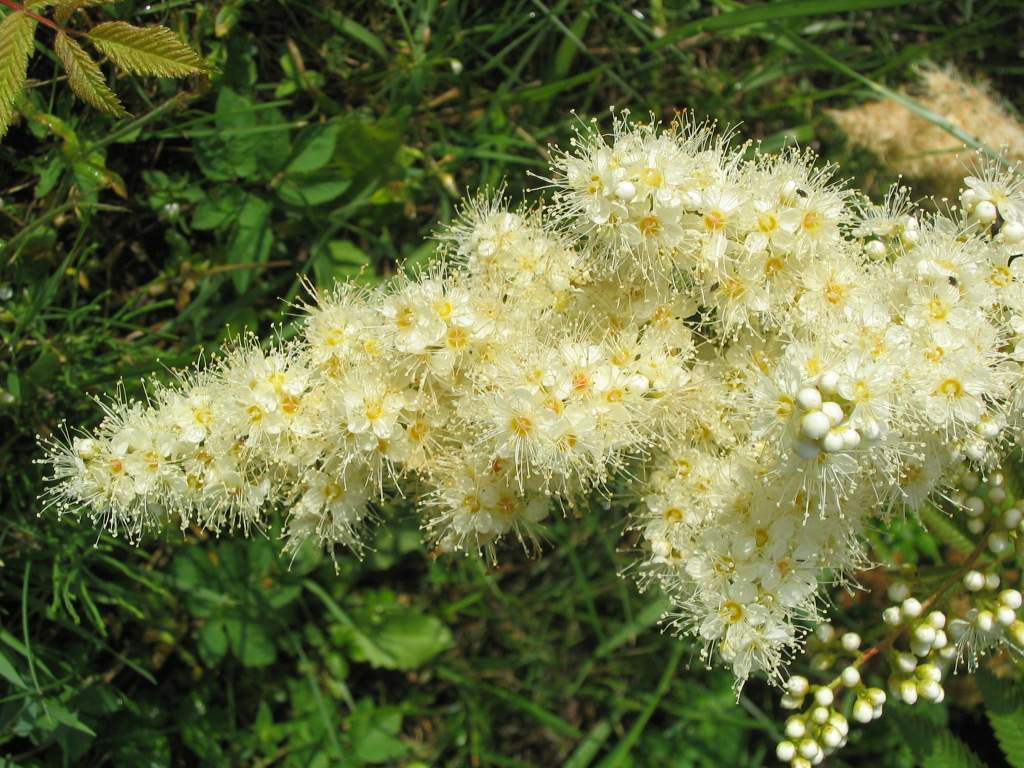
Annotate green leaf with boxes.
[87,22,207,77]
[918,504,975,555]
[194,88,290,181]
[891,708,986,768]
[223,617,276,667]
[197,620,228,666]
[977,669,1024,768]
[54,0,107,25]
[54,31,127,117]
[340,597,453,670]
[226,194,273,294]
[276,174,350,207]
[286,122,340,174]
[348,700,410,764]
[0,10,37,139]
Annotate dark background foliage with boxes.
[1,1,1023,765]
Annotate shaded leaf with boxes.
[54,0,106,25]
[977,669,1024,768]
[87,21,207,77]
[891,708,986,768]
[54,31,127,117]
[0,10,37,138]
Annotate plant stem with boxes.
[0,0,60,32]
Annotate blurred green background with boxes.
[1,1,1023,765]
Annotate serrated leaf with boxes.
[977,669,1024,768]
[0,10,38,139]
[54,31,127,117]
[919,504,975,555]
[86,22,206,77]
[891,708,986,768]
[54,0,107,25]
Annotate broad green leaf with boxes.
[197,620,228,666]
[191,188,246,230]
[286,122,340,174]
[340,599,453,671]
[87,22,207,77]
[276,174,350,207]
[194,88,290,181]
[226,194,273,294]
[0,647,25,689]
[0,10,37,138]
[313,239,370,286]
[977,669,1024,768]
[348,700,410,764]
[223,617,276,667]
[54,31,127,117]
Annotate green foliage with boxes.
[86,21,207,77]
[2,0,1023,765]
[54,30,126,116]
[0,1,207,134]
[0,9,36,137]
[891,707,987,768]
[978,669,1024,768]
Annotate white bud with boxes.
[865,239,887,259]
[814,687,834,707]
[910,638,933,658]
[614,180,637,201]
[1004,507,1023,529]
[799,737,821,760]
[1002,220,1024,244]
[841,666,861,687]
[860,418,881,442]
[901,597,923,619]
[793,759,813,768]
[776,741,797,762]
[998,606,1016,627]
[785,717,806,739]
[842,428,861,449]
[820,401,844,426]
[918,679,943,702]
[1001,589,1023,610]
[977,610,995,633]
[867,688,886,707]
[989,531,1011,554]
[801,410,832,440]
[817,371,839,394]
[964,496,986,517]
[899,679,919,705]
[913,624,936,646]
[820,724,843,749]
[917,663,941,682]
[988,487,1007,504]
[927,611,946,629]
[816,623,836,643]
[853,698,875,723]
[781,693,804,709]
[968,518,986,534]
[961,188,980,210]
[986,573,1002,590]
[902,227,920,245]
[888,582,910,603]
[932,629,948,650]
[788,675,810,696]
[840,632,861,652]
[1010,620,1024,646]
[883,606,902,626]
[896,652,917,674]
[822,430,845,453]
[811,705,830,725]
[975,200,998,223]
[796,386,823,410]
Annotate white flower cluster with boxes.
[39,113,1024,689]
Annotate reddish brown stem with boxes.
[0,0,61,32]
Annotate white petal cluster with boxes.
[40,114,1024,689]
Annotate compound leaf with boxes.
[87,21,206,77]
[0,10,38,138]
[54,30,127,116]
